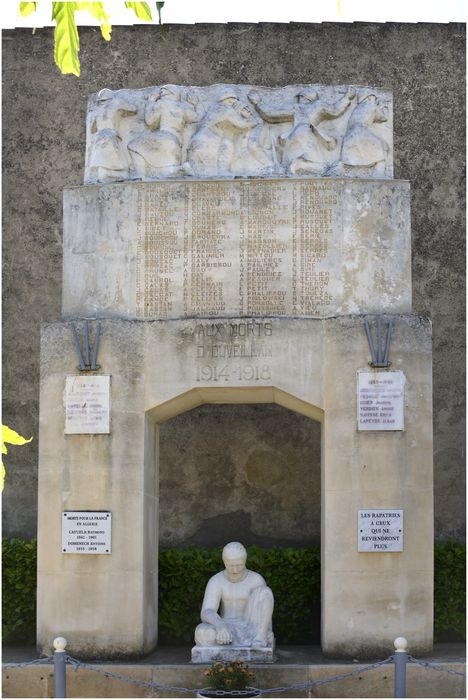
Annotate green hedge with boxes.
[2,539,465,645]
[434,541,466,639]
[2,538,37,643]
[158,546,321,644]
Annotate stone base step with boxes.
[2,646,465,698]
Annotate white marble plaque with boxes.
[358,510,403,552]
[65,375,110,434]
[357,370,405,431]
[62,511,112,554]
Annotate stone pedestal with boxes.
[191,645,275,664]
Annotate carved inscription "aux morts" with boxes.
[194,321,273,383]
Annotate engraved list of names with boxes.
[136,180,339,319]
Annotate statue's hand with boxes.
[215,625,232,645]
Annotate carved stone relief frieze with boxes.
[84,84,393,183]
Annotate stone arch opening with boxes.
[158,403,321,548]
[147,386,324,646]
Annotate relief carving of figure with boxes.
[331,93,390,177]
[250,88,355,175]
[186,92,273,177]
[88,88,138,182]
[194,542,274,651]
[282,88,356,174]
[127,85,198,178]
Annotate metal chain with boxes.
[66,656,195,694]
[6,651,465,694]
[3,656,54,669]
[256,656,395,695]
[408,655,466,678]
[64,654,395,696]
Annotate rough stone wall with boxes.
[159,404,321,547]
[2,22,465,541]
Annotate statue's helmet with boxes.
[218,91,238,105]
[357,92,377,104]
[298,90,319,102]
[97,88,114,102]
[160,84,180,98]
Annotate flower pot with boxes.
[197,688,261,698]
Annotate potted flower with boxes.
[197,659,260,698]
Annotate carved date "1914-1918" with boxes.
[196,364,271,382]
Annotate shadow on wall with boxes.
[158,403,321,548]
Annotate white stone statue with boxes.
[331,93,390,177]
[192,542,275,663]
[87,88,138,183]
[127,85,198,178]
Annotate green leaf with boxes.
[19,2,37,17]
[2,425,33,455]
[52,2,81,76]
[2,424,33,492]
[156,2,164,25]
[125,2,153,22]
[76,2,112,41]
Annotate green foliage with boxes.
[78,3,112,40]
[52,2,82,77]
[158,545,321,644]
[18,1,158,76]
[155,1,165,26]
[125,2,153,22]
[434,541,466,640]
[247,545,321,643]
[2,540,465,645]
[19,2,37,17]
[2,424,33,492]
[159,546,225,644]
[2,538,37,643]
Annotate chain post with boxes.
[394,637,408,698]
[53,637,67,698]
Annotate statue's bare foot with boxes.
[181,161,194,176]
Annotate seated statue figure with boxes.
[192,542,275,662]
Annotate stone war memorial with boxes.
[37,81,433,662]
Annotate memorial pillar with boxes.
[321,317,433,656]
